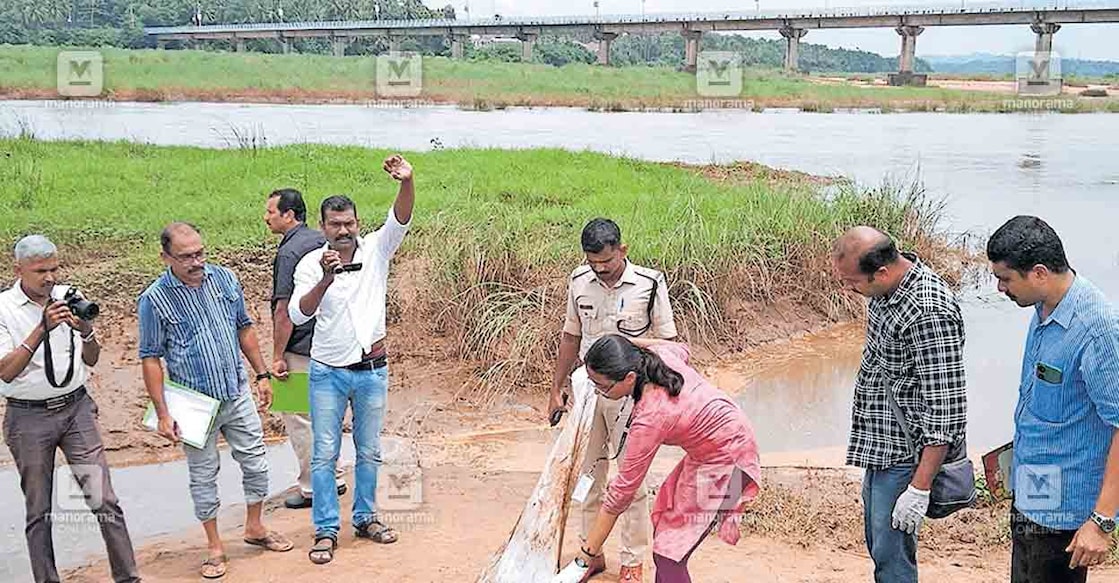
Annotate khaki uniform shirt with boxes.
[563,261,677,359]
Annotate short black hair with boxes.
[857,237,900,276]
[581,218,622,254]
[320,195,357,223]
[987,215,1070,274]
[269,188,307,223]
[160,222,200,254]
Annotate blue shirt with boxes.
[1012,275,1119,530]
[138,265,253,401]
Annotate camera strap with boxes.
[41,314,77,389]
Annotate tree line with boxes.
[1,0,928,73]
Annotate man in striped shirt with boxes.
[138,222,293,579]
[988,216,1119,583]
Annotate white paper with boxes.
[571,474,594,504]
[142,382,220,449]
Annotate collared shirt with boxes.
[272,224,327,357]
[563,260,677,359]
[138,265,252,401]
[846,254,968,469]
[290,207,410,367]
[1012,275,1119,530]
[0,282,89,400]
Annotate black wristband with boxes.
[255,371,272,381]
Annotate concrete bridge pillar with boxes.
[235,38,246,53]
[156,39,167,50]
[332,36,348,57]
[388,37,403,53]
[450,34,468,59]
[889,26,926,86]
[516,32,538,62]
[594,32,618,66]
[682,30,703,74]
[280,37,291,54]
[779,26,806,72]
[1023,22,1062,95]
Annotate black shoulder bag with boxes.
[885,388,977,519]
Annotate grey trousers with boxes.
[183,390,270,522]
[3,391,141,583]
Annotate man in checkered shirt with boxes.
[832,226,968,583]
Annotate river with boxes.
[1,100,1117,580]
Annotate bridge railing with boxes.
[143,1,1119,35]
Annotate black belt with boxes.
[6,385,87,410]
[319,354,388,371]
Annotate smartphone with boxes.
[333,262,363,275]
[1036,362,1063,384]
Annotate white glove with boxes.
[891,485,930,535]
[552,559,589,583]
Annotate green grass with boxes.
[1,44,1087,111]
[0,137,954,397]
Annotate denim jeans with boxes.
[309,360,388,539]
[862,464,918,583]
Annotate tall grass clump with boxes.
[0,140,959,403]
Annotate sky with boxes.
[451,0,1119,60]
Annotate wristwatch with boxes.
[255,371,273,382]
[1091,511,1116,534]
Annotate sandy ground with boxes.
[62,429,1119,583]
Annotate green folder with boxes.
[271,372,311,414]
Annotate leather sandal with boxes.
[308,536,337,565]
[200,554,228,579]
[354,518,398,544]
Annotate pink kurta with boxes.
[601,342,761,562]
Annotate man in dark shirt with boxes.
[265,189,346,509]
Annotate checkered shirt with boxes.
[846,253,968,469]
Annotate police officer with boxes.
[548,218,677,583]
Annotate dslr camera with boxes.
[50,285,100,321]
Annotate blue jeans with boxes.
[309,360,388,539]
[862,465,918,583]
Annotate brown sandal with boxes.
[200,555,228,579]
[244,530,294,552]
[355,519,398,544]
[308,536,337,565]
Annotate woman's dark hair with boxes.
[584,335,684,402]
[987,215,1070,275]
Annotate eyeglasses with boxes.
[590,377,621,397]
[170,249,206,264]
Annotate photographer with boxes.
[0,235,141,583]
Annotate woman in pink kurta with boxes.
[560,335,761,583]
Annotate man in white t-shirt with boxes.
[290,155,414,565]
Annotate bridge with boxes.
[144,1,1119,89]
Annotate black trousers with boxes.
[1011,505,1088,583]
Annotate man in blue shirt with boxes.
[987,215,1119,583]
[138,222,293,579]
